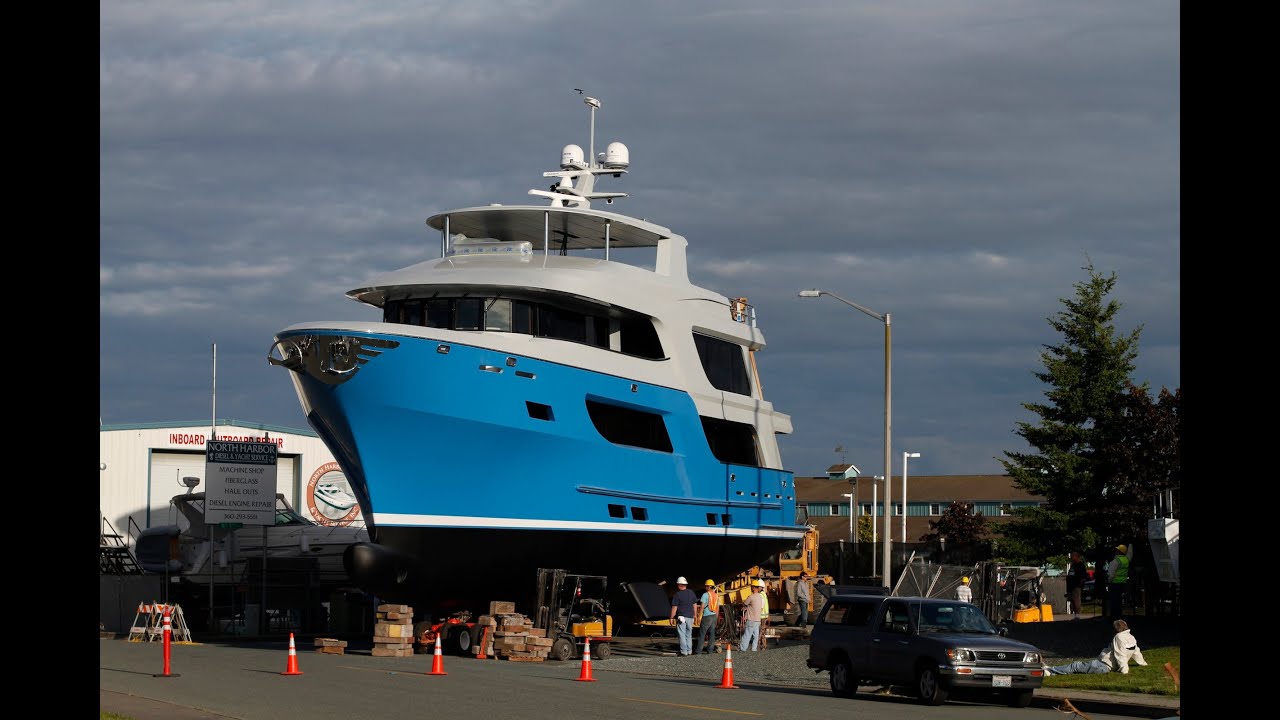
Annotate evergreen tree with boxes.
[997,262,1144,564]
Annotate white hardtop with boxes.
[426,204,672,251]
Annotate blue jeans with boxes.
[675,616,693,655]
[1049,658,1110,675]
[798,599,809,626]
[695,613,718,653]
[739,619,761,651]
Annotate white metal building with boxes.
[99,419,365,538]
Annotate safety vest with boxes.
[1112,554,1129,583]
[706,590,719,613]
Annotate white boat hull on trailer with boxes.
[269,94,807,615]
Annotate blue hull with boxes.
[279,328,804,609]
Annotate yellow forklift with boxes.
[533,568,613,661]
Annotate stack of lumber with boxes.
[313,638,348,655]
[476,601,553,661]
[372,603,415,657]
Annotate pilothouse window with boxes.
[693,333,752,396]
[381,293,665,360]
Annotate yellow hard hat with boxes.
[1116,544,1127,554]
[705,579,715,587]
[961,576,970,584]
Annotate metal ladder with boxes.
[100,515,143,574]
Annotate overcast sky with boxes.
[100,1,1179,479]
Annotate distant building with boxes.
[797,473,1043,547]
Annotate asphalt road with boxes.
[100,636,1177,720]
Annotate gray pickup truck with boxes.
[806,593,1045,707]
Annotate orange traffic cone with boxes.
[714,642,738,689]
[575,636,597,682]
[281,632,304,675]
[426,634,448,675]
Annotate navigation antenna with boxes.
[584,94,600,168]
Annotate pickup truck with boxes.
[806,593,1045,707]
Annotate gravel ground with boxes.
[602,614,1181,686]
[603,642,828,688]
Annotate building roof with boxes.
[797,474,1042,505]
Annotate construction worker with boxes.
[738,579,766,652]
[1107,544,1131,619]
[759,579,770,650]
[956,576,973,603]
[695,579,719,654]
[795,571,812,627]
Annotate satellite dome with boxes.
[603,142,630,170]
[561,144,585,169]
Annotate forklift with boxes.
[534,568,613,661]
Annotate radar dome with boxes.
[603,142,630,169]
[561,144,585,169]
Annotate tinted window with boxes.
[700,416,760,465]
[693,333,752,395]
[485,298,513,331]
[425,299,451,328]
[586,400,673,452]
[455,299,483,330]
[821,599,878,626]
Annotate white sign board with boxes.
[203,440,278,525]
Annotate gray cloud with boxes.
[100,1,1179,477]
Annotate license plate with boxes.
[992,675,1012,688]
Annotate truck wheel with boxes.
[590,641,610,660]
[829,655,856,698]
[551,637,575,661]
[915,662,948,706]
[1007,689,1034,708]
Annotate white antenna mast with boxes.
[584,93,600,167]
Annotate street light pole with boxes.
[841,492,855,546]
[902,451,920,544]
[800,289,892,589]
[871,475,883,579]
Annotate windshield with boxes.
[915,602,998,634]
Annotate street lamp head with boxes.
[905,452,921,459]
[840,493,853,499]
[798,289,822,298]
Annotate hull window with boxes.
[526,401,554,421]
[692,333,752,396]
[608,504,626,518]
[700,416,761,466]
[586,400,673,453]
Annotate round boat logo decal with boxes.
[305,462,361,526]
